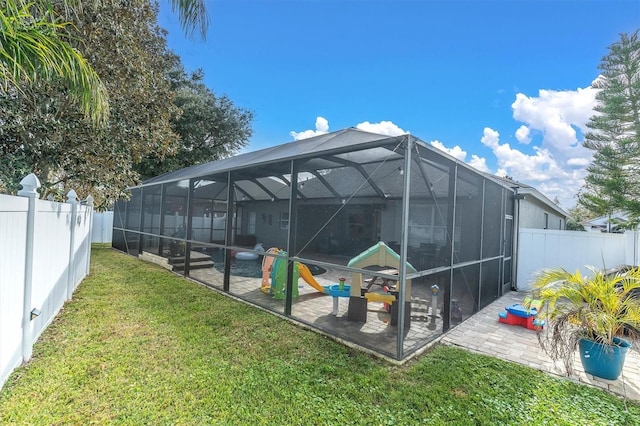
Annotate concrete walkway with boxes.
[441,292,640,401]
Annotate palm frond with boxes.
[529,266,640,375]
[0,0,109,125]
[169,0,209,39]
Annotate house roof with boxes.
[487,175,571,218]
[581,211,631,228]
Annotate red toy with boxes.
[498,303,545,330]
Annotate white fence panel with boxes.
[626,231,640,266]
[76,206,93,287]
[30,200,73,342]
[517,228,627,291]
[0,195,28,389]
[92,211,113,243]
[0,176,93,391]
[91,212,228,245]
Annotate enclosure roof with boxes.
[136,127,527,205]
[141,128,401,187]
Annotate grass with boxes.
[1,245,639,425]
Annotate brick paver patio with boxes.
[441,292,640,401]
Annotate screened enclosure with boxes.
[113,128,516,360]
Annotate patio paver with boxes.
[441,291,640,401]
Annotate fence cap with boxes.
[66,189,78,204]
[17,173,41,198]
[85,195,94,206]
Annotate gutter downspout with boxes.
[512,188,522,291]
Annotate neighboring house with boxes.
[488,175,570,230]
[581,211,632,233]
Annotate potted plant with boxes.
[528,266,640,380]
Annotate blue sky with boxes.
[158,0,639,209]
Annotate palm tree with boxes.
[0,0,208,125]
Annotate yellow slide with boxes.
[297,263,327,293]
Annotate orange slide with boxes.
[297,263,327,294]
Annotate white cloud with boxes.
[511,86,596,161]
[515,125,531,144]
[356,120,406,136]
[480,127,500,149]
[288,89,599,209]
[290,116,330,140]
[566,157,590,167]
[437,85,599,208]
[430,140,467,161]
[469,155,490,173]
[479,127,585,208]
[507,85,600,207]
[430,140,491,173]
[290,117,406,140]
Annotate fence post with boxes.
[17,173,40,362]
[85,195,94,276]
[66,189,78,300]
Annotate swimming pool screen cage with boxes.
[113,128,516,361]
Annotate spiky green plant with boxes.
[529,266,640,376]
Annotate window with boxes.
[544,213,549,229]
[280,212,289,229]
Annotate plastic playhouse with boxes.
[346,242,416,327]
[498,297,545,330]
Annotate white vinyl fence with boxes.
[91,212,225,244]
[92,211,113,243]
[0,174,93,390]
[516,228,638,291]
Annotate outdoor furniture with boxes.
[364,269,399,290]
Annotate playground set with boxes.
[260,242,416,326]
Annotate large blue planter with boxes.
[579,337,631,380]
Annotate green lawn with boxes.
[1,246,639,425]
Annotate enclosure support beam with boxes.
[235,185,255,201]
[250,179,279,201]
[397,135,413,360]
[310,171,342,198]
[478,180,486,306]
[285,161,299,316]
[184,179,195,277]
[158,184,167,256]
[443,164,458,332]
[326,155,387,200]
[224,173,234,292]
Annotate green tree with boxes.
[0,1,182,208]
[565,205,592,231]
[0,0,208,125]
[0,0,109,124]
[580,30,640,222]
[135,68,254,180]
